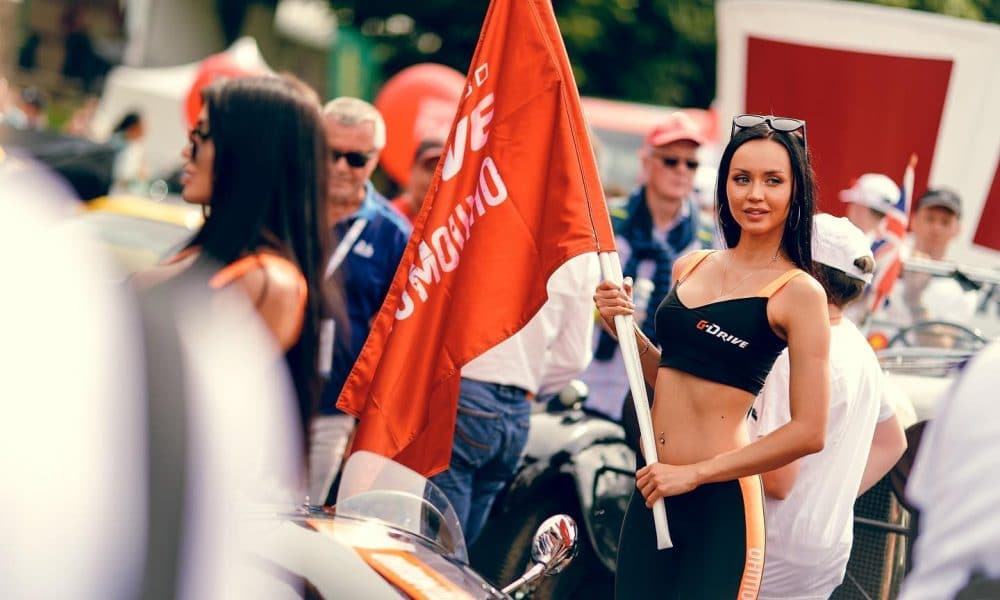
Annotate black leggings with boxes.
[615,476,765,599]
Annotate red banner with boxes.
[337,0,616,477]
[745,37,952,221]
[974,159,1000,250]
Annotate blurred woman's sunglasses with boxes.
[188,124,212,160]
[731,114,807,147]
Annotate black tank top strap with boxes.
[755,268,806,298]
[676,249,717,285]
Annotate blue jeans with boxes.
[430,378,531,545]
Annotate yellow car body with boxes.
[77,195,202,274]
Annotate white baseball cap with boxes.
[839,173,899,214]
[812,213,874,283]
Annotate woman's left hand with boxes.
[636,462,701,506]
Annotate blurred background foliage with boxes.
[325,0,998,108]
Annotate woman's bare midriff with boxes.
[651,366,754,466]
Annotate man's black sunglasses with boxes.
[731,114,807,147]
[330,149,374,168]
[659,156,699,170]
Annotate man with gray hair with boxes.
[309,97,411,504]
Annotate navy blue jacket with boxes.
[595,186,712,360]
[321,182,411,413]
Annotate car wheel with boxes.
[472,485,609,600]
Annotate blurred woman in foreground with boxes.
[137,76,329,440]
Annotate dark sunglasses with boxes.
[658,156,700,170]
[731,114,807,147]
[188,124,211,159]
[416,155,441,171]
[329,149,374,168]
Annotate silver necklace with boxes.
[718,250,780,299]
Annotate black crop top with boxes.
[654,250,804,396]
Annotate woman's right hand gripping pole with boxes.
[593,277,635,338]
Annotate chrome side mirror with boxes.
[530,514,578,574]
[500,514,578,595]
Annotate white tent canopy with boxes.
[92,38,271,180]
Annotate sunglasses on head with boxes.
[330,149,374,168]
[658,156,700,170]
[188,124,211,159]
[731,114,807,147]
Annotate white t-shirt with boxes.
[898,341,1000,600]
[877,238,978,331]
[882,275,978,330]
[747,319,894,600]
[462,252,600,396]
[0,161,306,598]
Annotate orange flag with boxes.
[337,0,616,477]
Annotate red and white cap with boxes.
[644,112,706,148]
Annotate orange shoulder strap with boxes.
[210,254,307,305]
[209,255,263,289]
[676,249,716,283]
[161,246,199,265]
[757,269,806,298]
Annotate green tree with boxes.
[328,0,996,109]
[330,0,715,107]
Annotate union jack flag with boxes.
[864,154,917,319]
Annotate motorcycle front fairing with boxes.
[242,451,510,599]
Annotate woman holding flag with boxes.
[595,115,831,598]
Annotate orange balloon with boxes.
[375,63,465,186]
[184,53,266,128]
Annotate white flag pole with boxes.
[598,251,673,549]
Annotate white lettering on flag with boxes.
[396,155,509,320]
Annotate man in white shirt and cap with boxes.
[748,214,907,600]
[839,172,900,240]
[430,253,601,544]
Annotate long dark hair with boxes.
[715,123,817,273]
[189,76,329,440]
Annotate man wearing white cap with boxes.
[839,173,900,239]
[748,214,907,600]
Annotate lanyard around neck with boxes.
[325,217,368,278]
